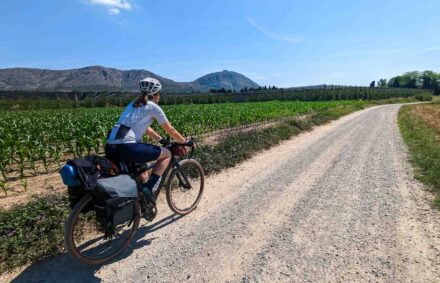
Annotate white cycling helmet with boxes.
[139,77,162,95]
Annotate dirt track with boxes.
[10,104,440,282]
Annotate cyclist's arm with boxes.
[161,122,186,143]
[152,103,186,143]
[146,127,162,142]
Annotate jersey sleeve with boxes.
[151,103,169,125]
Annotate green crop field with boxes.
[0,100,366,181]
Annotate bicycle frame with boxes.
[135,155,192,200]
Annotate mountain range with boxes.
[0,66,259,93]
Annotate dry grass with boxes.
[409,104,440,134]
[399,103,440,209]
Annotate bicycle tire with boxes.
[64,194,140,266]
[166,159,205,215]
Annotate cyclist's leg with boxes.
[138,147,171,220]
[140,147,171,193]
[139,147,171,182]
[154,147,171,175]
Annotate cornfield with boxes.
[0,100,365,182]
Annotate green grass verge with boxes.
[398,105,440,209]
[0,195,70,272]
[0,100,407,273]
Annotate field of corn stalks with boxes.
[0,100,369,186]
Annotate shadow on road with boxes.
[11,213,184,282]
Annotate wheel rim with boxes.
[168,162,203,212]
[69,197,138,262]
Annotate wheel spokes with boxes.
[169,164,202,211]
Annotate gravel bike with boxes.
[64,139,204,265]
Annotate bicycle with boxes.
[64,138,204,265]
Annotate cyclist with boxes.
[105,77,188,220]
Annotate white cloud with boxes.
[108,8,120,15]
[244,14,301,43]
[85,0,132,15]
[422,46,440,52]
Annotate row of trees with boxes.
[375,71,440,93]
[209,88,235,93]
[1,86,424,110]
[209,85,279,93]
[240,86,278,92]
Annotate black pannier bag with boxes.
[60,157,98,210]
[60,155,120,210]
[93,175,138,230]
[67,185,88,210]
[68,157,99,189]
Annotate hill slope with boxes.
[0,66,259,93]
[193,70,260,91]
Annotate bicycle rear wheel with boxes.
[64,194,140,265]
[166,159,205,215]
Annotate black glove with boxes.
[185,139,194,147]
[159,138,168,146]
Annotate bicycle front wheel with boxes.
[166,159,205,215]
[64,194,140,266]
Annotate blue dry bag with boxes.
[59,164,81,187]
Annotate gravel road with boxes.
[11,104,440,282]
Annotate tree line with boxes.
[209,85,278,93]
[373,70,440,94]
[0,86,426,110]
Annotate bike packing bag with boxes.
[93,175,138,228]
[62,157,100,210]
[59,164,81,187]
[90,155,119,178]
[66,155,119,188]
[61,156,120,210]
[67,158,100,190]
[59,162,91,210]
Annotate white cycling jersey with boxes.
[107,101,168,144]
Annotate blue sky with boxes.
[1,0,440,87]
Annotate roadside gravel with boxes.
[10,104,440,282]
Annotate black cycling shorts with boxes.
[105,143,162,164]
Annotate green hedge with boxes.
[415,93,433,101]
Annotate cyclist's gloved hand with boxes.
[185,139,194,147]
[159,138,168,146]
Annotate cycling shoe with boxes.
[140,189,157,221]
